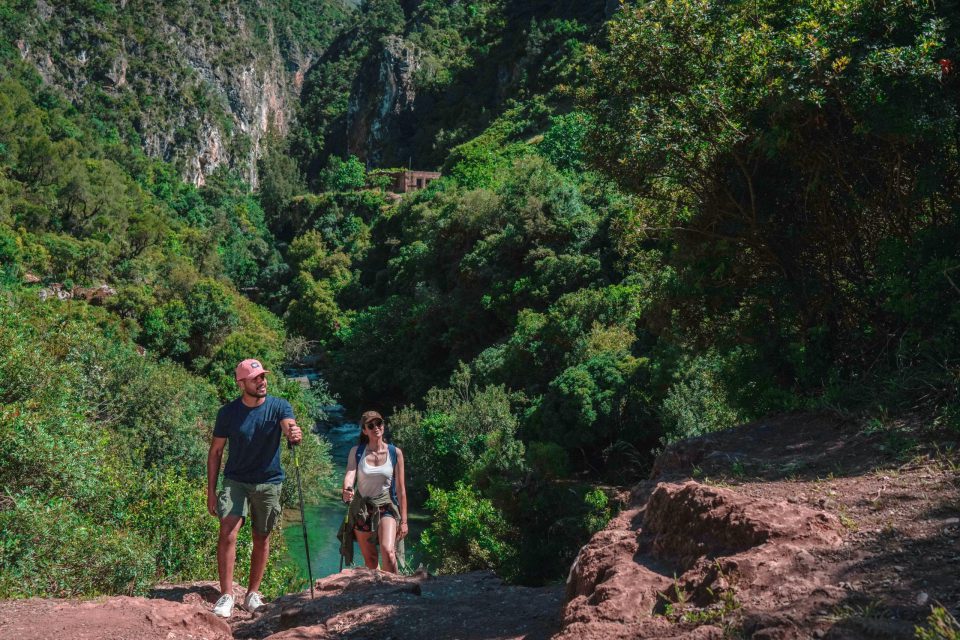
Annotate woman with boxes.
[339,410,408,572]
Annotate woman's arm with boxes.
[395,447,408,539]
[342,445,358,504]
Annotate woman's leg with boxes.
[378,516,399,573]
[354,527,379,569]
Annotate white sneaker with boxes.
[243,590,265,613]
[213,593,234,618]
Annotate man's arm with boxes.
[207,436,227,517]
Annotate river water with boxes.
[283,411,426,579]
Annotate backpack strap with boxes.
[355,443,366,468]
[388,444,398,505]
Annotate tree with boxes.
[321,155,366,191]
[185,279,240,358]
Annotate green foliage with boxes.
[660,354,743,445]
[0,289,333,599]
[391,365,526,498]
[442,102,547,190]
[420,481,518,576]
[533,350,641,452]
[582,488,611,533]
[321,155,367,191]
[505,481,614,585]
[1,0,345,183]
[0,297,214,596]
[585,0,960,414]
[915,605,960,640]
[258,135,307,226]
[525,441,570,480]
[538,111,592,172]
[143,300,191,360]
[0,60,333,598]
[8,0,960,595]
[0,494,156,597]
[286,272,347,345]
[185,279,241,358]
[294,0,605,169]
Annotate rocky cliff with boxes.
[8,0,346,188]
[344,34,421,167]
[298,1,612,171]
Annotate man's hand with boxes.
[207,491,218,518]
[341,487,354,504]
[284,421,303,445]
[287,423,302,444]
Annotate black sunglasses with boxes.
[365,419,384,429]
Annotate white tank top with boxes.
[356,448,394,497]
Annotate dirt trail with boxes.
[0,413,956,639]
[0,573,562,640]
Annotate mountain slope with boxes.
[2,0,348,186]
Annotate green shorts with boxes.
[217,478,282,536]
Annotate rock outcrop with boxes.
[561,481,845,639]
[345,35,423,167]
[558,414,960,639]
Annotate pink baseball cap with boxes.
[236,358,270,381]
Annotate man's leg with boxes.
[217,515,244,595]
[247,530,270,594]
[246,482,282,595]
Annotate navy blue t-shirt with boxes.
[213,395,294,484]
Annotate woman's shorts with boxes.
[354,504,397,532]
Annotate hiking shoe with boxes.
[213,594,234,618]
[243,591,265,613]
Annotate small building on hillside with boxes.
[378,169,441,193]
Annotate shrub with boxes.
[659,354,743,445]
[420,482,518,576]
[391,366,526,496]
[0,494,155,598]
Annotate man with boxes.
[207,358,302,618]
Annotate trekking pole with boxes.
[339,505,349,572]
[290,441,315,599]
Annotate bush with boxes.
[915,606,960,640]
[525,441,570,479]
[391,366,526,497]
[659,354,743,445]
[0,495,155,598]
[420,482,518,576]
